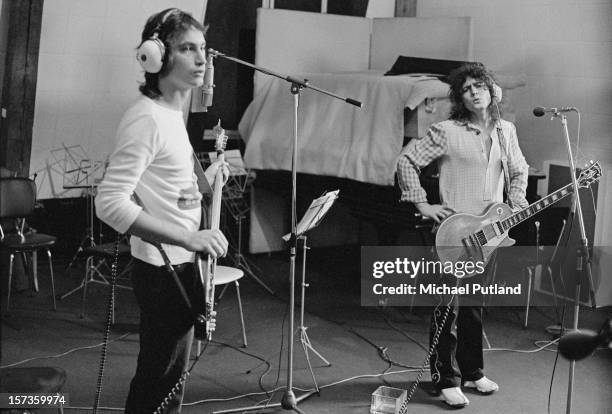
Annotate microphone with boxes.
[559,319,612,361]
[533,106,577,117]
[201,55,214,109]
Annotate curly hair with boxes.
[447,62,501,122]
[138,9,208,99]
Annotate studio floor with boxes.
[1,244,611,414]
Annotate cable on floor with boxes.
[0,332,134,369]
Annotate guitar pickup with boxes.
[493,221,504,237]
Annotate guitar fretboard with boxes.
[502,183,574,230]
[475,182,575,246]
[466,162,599,250]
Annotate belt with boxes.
[171,262,193,273]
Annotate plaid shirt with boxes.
[397,119,528,214]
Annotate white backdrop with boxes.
[30,0,206,199]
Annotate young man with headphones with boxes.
[95,8,228,413]
[396,62,529,408]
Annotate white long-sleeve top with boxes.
[95,96,203,266]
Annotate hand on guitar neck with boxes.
[204,158,230,188]
[183,228,228,258]
[415,202,455,224]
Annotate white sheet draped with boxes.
[239,70,449,186]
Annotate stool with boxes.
[196,265,247,353]
[59,241,132,322]
[0,366,66,413]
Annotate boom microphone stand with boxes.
[545,108,596,414]
[208,49,361,414]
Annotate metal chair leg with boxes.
[7,253,14,311]
[524,266,533,328]
[234,281,247,347]
[81,256,93,318]
[47,249,57,310]
[31,250,39,292]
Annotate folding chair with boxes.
[0,177,57,311]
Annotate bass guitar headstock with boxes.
[212,119,228,155]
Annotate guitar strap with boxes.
[132,192,194,312]
[133,151,210,311]
[192,152,212,230]
[496,123,513,209]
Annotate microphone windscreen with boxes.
[533,107,546,117]
[559,329,599,360]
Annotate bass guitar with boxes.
[435,161,601,278]
[195,120,228,341]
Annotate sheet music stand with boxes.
[285,190,339,393]
[61,156,106,272]
[214,190,339,414]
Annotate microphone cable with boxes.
[399,296,453,414]
[548,304,567,414]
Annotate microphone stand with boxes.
[208,49,361,414]
[550,109,596,414]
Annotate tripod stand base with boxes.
[212,390,317,414]
[300,328,331,367]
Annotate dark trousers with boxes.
[427,258,499,391]
[125,258,203,414]
[429,300,484,390]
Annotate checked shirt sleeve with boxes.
[396,123,448,204]
[505,123,529,210]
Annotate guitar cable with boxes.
[153,339,210,414]
[92,232,122,414]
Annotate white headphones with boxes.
[136,9,178,74]
[492,83,502,103]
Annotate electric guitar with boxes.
[195,120,228,341]
[435,161,601,278]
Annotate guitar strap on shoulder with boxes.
[192,152,212,230]
[192,152,213,196]
[496,123,513,209]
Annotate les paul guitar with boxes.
[195,120,228,341]
[435,161,601,278]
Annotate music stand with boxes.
[285,190,339,393]
[213,191,339,414]
[61,156,106,272]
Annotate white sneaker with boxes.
[463,376,499,394]
[440,386,470,407]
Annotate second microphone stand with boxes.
[549,110,597,414]
[208,49,360,414]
